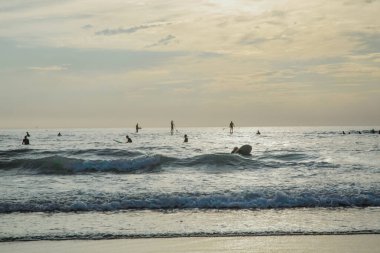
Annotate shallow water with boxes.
[0,127,379,240]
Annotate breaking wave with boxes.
[1,190,379,213]
[0,151,337,174]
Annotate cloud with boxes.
[82,24,93,30]
[349,32,380,54]
[146,34,176,48]
[95,22,171,36]
[28,65,68,72]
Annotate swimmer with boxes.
[256,130,261,135]
[126,135,132,143]
[22,136,30,145]
[231,145,252,155]
[58,132,62,136]
[342,131,345,135]
[26,131,30,137]
[184,134,188,143]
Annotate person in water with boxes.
[256,130,261,135]
[229,121,235,134]
[136,123,140,133]
[342,131,346,135]
[58,132,62,136]
[126,135,132,143]
[231,145,252,155]
[184,134,188,143]
[26,131,30,137]
[22,136,30,145]
[171,120,175,135]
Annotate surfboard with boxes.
[113,139,122,143]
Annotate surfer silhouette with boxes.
[256,130,261,135]
[22,136,30,145]
[229,121,235,134]
[136,123,140,133]
[231,145,252,156]
[26,132,30,137]
[126,135,132,143]
[58,132,62,136]
[184,134,188,143]
[171,120,175,135]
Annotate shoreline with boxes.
[1,234,379,253]
[1,230,379,242]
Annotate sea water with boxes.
[0,127,379,241]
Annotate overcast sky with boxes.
[0,0,379,128]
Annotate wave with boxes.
[0,155,162,174]
[0,151,336,174]
[0,148,144,158]
[1,191,379,213]
[2,230,379,242]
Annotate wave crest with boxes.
[1,191,378,213]
[0,155,162,174]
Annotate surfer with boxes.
[136,123,140,133]
[58,132,62,136]
[342,131,346,135]
[171,120,175,135]
[126,135,132,143]
[256,130,261,135]
[184,134,188,143]
[22,136,30,145]
[26,131,30,137]
[231,145,252,156]
[229,121,235,134]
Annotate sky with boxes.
[0,0,379,128]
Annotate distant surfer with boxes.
[184,134,188,143]
[229,121,235,134]
[22,136,30,145]
[256,130,261,135]
[171,120,175,135]
[126,135,132,143]
[58,132,62,136]
[370,129,375,134]
[26,131,30,137]
[136,123,141,133]
[231,145,252,156]
[342,131,345,135]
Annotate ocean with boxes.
[0,127,379,241]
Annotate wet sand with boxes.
[1,234,379,253]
